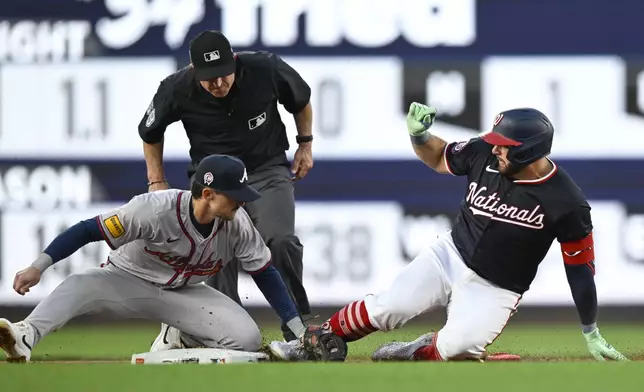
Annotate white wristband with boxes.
[286,317,306,338]
[30,253,53,273]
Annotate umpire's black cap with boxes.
[189,30,236,81]
[194,154,261,202]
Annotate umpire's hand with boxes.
[291,143,314,181]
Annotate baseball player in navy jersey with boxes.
[269,103,628,362]
[0,154,307,363]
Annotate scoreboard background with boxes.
[1,0,644,309]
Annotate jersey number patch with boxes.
[104,215,126,238]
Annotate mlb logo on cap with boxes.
[204,50,220,62]
[190,30,236,81]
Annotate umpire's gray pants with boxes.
[199,158,311,318]
[25,263,262,351]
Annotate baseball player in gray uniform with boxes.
[0,154,307,363]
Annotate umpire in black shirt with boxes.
[138,30,313,341]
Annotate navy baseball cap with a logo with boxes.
[189,30,236,81]
[194,155,261,202]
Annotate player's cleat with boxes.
[0,318,35,363]
[150,323,185,352]
[268,339,309,361]
[371,333,435,361]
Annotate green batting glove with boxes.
[583,327,629,361]
[406,102,437,136]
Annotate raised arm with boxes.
[406,102,485,176]
[406,103,450,173]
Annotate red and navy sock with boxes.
[325,300,378,342]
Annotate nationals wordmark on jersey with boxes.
[466,181,545,230]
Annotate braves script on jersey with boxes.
[443,138,592,294]
[97,189,270,288]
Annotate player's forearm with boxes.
[32,218,104,272]
[565,262,598,331]
[411,133,448,171]
[293,102,313,137]
[143,140,166,183]
[251,265,306,336]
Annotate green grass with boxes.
[6,362,644,392]
[2,322,644,391]
[27,322,644,361]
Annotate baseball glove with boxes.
[300,325,348,362]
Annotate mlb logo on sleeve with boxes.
[104,215,126,238]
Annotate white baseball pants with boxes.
[364,231,522,360]
[25,263,262,351]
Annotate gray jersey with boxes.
[97,189,270,288]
